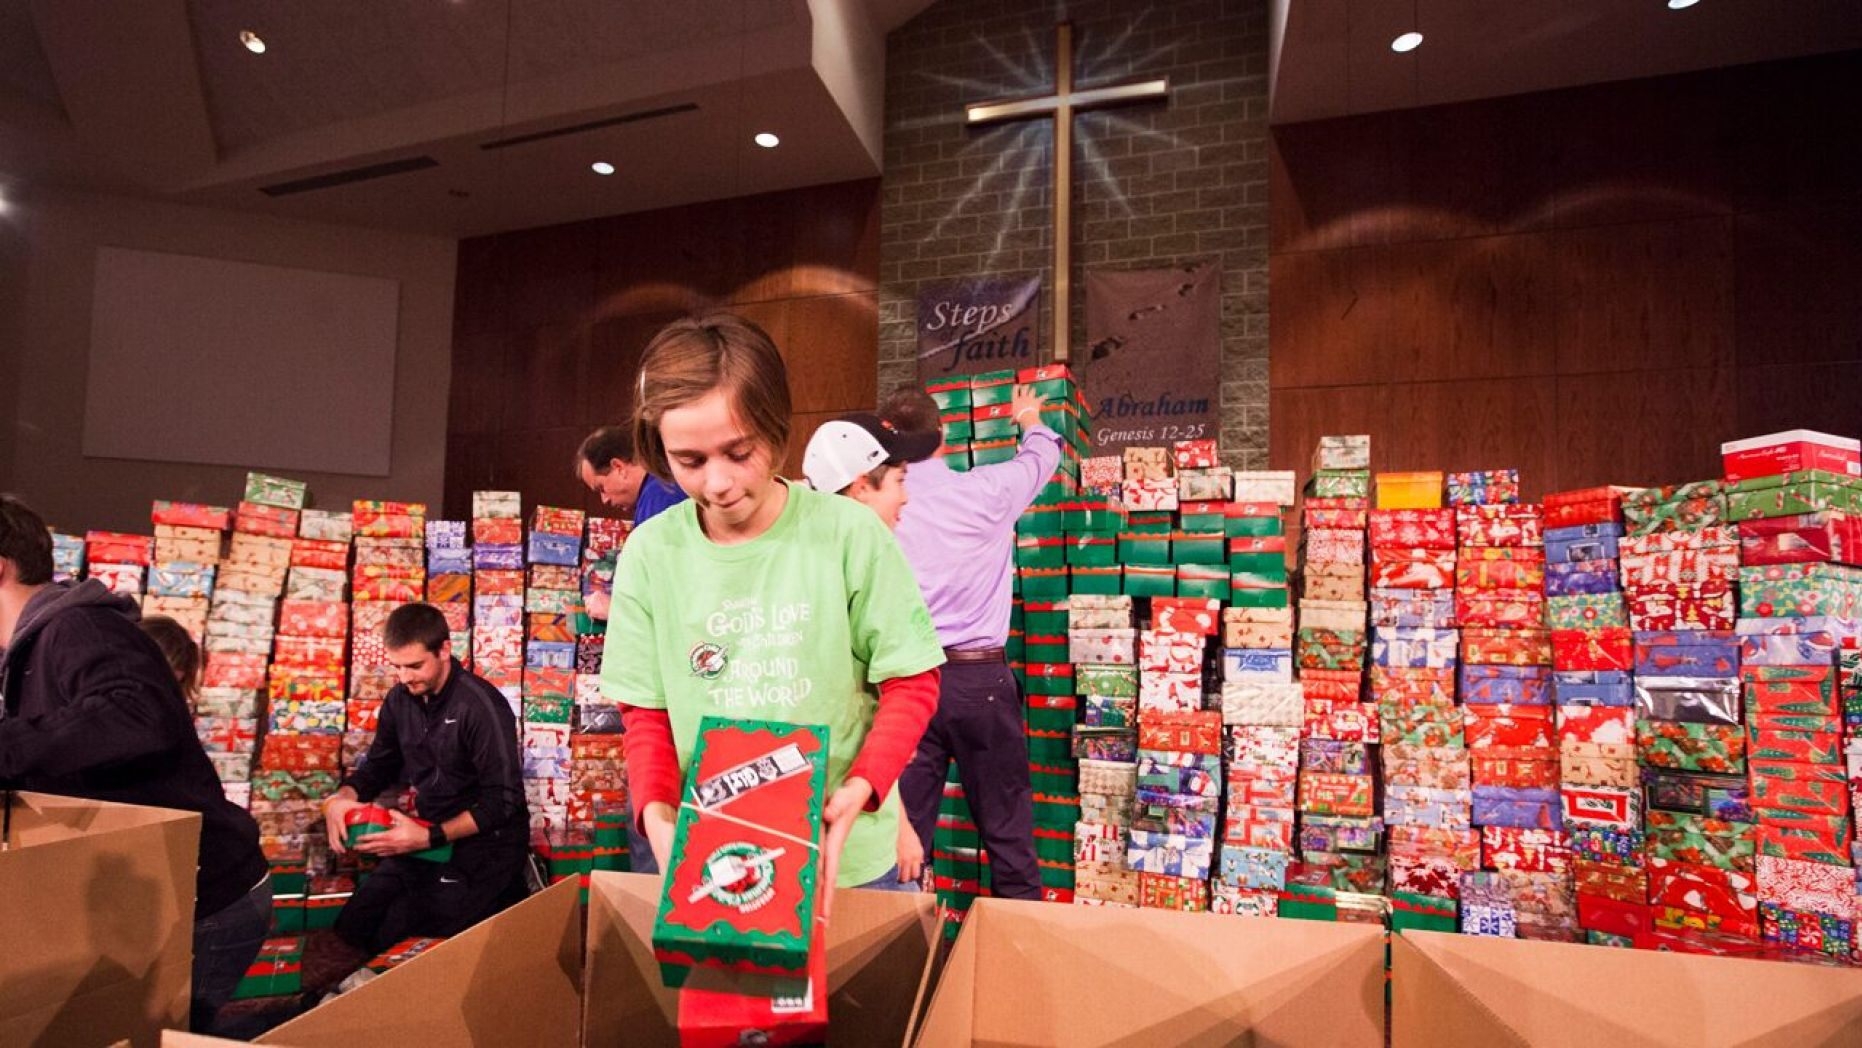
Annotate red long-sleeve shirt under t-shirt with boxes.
[620,667,942,833]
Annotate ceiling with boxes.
[0,0,935,237]
[2,1,1857,237]
[1270,0,1862,124]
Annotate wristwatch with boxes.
[428,823,448,850]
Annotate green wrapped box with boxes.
[1064,499,1126,535]
[234,937,305,1000]
[1176,568,1231,601]
[1727,472,1862,520]
[1126,512,1175,535]
[271,893,306,933]
[1307,471,1371,500]
[1076,663,1139,698]
[1023,606,1068,636]
[942,447,971,471]
[972,438,1019,466]
[928,380,972,411]
[244,471,308,510]
[1172,533,1226,566]
[653,718,829,993]
[1227,512,1285,538]
[970,371,1016,405]
[1738,564,1862,618]
[1034,799,1080,832]
[1118,533,1172,566]
[1123,565,1177,598]
[1016,502,1068,536]
[1546,593,1629,630]
[1277,882,1339,922]
[1026,704,1075,733]
[1180,508,1226,534]
[1019,568,1070,600]
[1024,663,1075,696]
[1028,738,1074,767]
[941,419,973,444]
[1390,892,1458,934]
[1030,766,1078,796]
[1005,632,1024,664]
[1229,550,1288,578]
[1230,585,1291,608]
[1069,567,1124,596]
[1624,495,1728,536]
[1015,536,1067,569]
[1066,535,1118,567]
[1038,478,1079,504]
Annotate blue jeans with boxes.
[855,865,924,892]
[625,804,659,875]
[192,875,273,1033]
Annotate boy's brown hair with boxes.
[632,313,793,480]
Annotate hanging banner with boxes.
[1083,260,1222,454]
[915,275,1041,383]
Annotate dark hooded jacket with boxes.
[0,580,266,918]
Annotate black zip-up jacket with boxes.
[343,657,527,843]
[0,581,267,918]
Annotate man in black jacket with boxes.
[321,602,528,953]
[0,495,270,1034]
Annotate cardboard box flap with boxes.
[0,792,200,1048]
[916,898,1384,1047]
[1392,930,1862,1047]
[583,872,938,1048]
[260,876,583,1048]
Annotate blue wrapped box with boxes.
[428,547,472,575]
[1217,844,1290,890]
[1126,830,1214,878]
[1545,561,1619,596]
[525,640,577,671]
[526,532,581,567]
[473,543,524,570]
[1459,664,1553,705]
[1632,630,1738,678]
[1369,587,1457,629]
[1372,627,1460,669]
[1223,647,1294,680]
[1544,524,1622,565]
[1136,751,1221,797]
[424,520,469,549]
[1300,738,1373,775]
[150,562,216,598]
[1298,815,1382,853]
[1554,677,1635,707]
[1471,786,1562,830]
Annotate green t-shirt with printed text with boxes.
[600,482,945,887]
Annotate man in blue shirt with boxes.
[577,425,686,525]
[575,424,687,875]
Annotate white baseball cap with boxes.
[802,413,938,493]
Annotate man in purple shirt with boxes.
[880,382,1059,900]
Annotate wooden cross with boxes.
[965,23,1170,362]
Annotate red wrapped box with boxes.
[1471,755,1560,789]
[355,577,423,603]
[1575,860,1650,905]
[1620,549,1739,589]
[1369,667,1454,705]
[84,531,154,566]
[1298,772,1376,817]
[427,574,472,604]
[476,570,524,596]
[1455,550,1546,591]
[151,501,232,531]
[1738,512,1862,567]
[204,651,268,690]
[1455,505,1544,548]
[1647,858,1758,923]
[1302,699,1379,742]
[1543,487,1630,528]
[1455,590,1545,629]
[1370,548,1455,590]
[474,518,523,545]
[1481,827,1572,874]
[1720,429,1861,483]
[531,505,587,537]
[233,502,299,539]
[1300,668,1363,703]
[279,600,348,638]
[1151,597,1221,636]
[1305,509,1368,530]
[1562,787,1640,830]
[1368,509,1457,550]
[677,937,828,1047]
[654,719,828,990]
[289,539,350,571]
[1557,705,1636,747]
[1137,710,1221,755]
[1464,706,1555,749]
[1172,439,1219,470]
[1461,628,1553,667]
[1137,872,1210,911]
[1551,627,1634,672]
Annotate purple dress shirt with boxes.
[893,425,1063,650]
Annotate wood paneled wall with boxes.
[1268,52,1862,498]
[445,179,881,518]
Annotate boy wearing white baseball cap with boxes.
[801,412,938,530]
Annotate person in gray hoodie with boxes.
[0,495,270,1034]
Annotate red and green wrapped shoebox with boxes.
[267,851,309,897]
[271,893,306,933]
[1177,565,1231,601]
[1064,498,1127,535]
[928,377,972,412]
[1390,891,1458,933]
[1125,511,1175,535]
[970,369,1016,406]
[1025,694,1076,733]
[1022,600,1067,638]
[304,875,354,930]
[940,413,973,444]
[1179,501,1227,534]
[1019,567,1069,600]
[1015,500,1067,536]
[233,936,304,999]
[941,447,971,471]
[1017,363,1079,403]
[367,936,448,974]
[344,803,454,863]
[972,437,1019,466]
[1118,532,1172,566]
[1023,662,1074,696]
[653,718,829,994]
[1014,535,1067,569]
[1124,565,1177,598]
[1172,532,1227,566]
[1066,534,1118,567]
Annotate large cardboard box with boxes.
[914,898,1385,1046]
[0,791,201,1048]
[259,877,584,1047]
[1392,929,1862,1046]
[584,872,941,1047]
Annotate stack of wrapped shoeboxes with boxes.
[1453,473,1573,940]
[1130,605,1219,912]
[1368,478,1471,926]
[348,498,427,765]
[571,516,632,876]
[1072,596,1140,908]
[83,529,152,598]
[1214,469,1299,916]
[147,501,226,642]
[1722,430,1862,960]
[425,518,473,658]
[576,518,630,730]
[216,479,293,852]
[471,491,527,715]
[1618,477,1755,949]
[1291,439,1376,902]
[1540,486,1645,946]
[524,506,585,840]
[932,367,1092,478]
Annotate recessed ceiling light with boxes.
[240,30,266,54]
[591,161,615,175]
[1667,0,1700,8]
[754,132,780,148]
[1391,31,1423,53]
